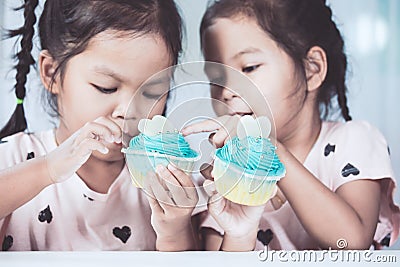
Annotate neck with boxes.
[77,157,125,194]
[279,104,322,163]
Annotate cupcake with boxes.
[122,115,199,188]
[212,115,286,206]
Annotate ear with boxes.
[38,50,60,94]
[305,46,327,92]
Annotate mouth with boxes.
[229,111,254,117]
[108,142,123,150]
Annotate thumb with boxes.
[203,180,226,218]
[200,162,214,181]
[208,190,226,219]
[203,179,216,197]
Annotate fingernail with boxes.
[156,165,165,174]
[114,136,122,144]
[167,164,177,171]
[181,128,189,136]
[101,147,109,154]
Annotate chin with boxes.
[92,150,124,162]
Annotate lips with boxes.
[229,111,254,116]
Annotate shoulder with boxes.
[319,120,393,188]
[322,120,389,153]
[0,130,55,169]
[325,120,386,141]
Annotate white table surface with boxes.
[1,251,399,267]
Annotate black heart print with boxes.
[27,152,35,160]
[83,194,94,201]
[324,144,335,157]
[341,163,360,177]
[380,233,391,247]
[38,205,53,223]
[113,226,131,244]
[257,229,274,246]
[2,235,13,251]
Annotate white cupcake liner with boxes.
[212,156,285,206]
[122,148,199,188]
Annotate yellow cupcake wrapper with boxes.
[123,149,198,188]
[212,157,285,206]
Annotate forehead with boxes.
[71,31,173,82]
[202,17,280,60]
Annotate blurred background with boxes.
[0,0,399,248]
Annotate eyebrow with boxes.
[231,47,263,60]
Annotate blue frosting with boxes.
[129,133,198,158]
[215,136,285,176]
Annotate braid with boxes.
[0,0,39,140]
[326,4,352,121]
[335,44,352,121]
[314,3,352,121]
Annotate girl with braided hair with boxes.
[183,0,400,250]
[0,0,200,251]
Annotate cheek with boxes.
[210,86,223,100]
[147,95,168,117]
[210,86,227,116]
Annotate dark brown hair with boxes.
[200,0,351,121]
[1,0,183,140]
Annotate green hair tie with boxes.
[16,98,24,105]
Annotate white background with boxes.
[0,0,399,249]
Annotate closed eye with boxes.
[92,84,118,94]
[142,91,163,100]
[242,64,261,73]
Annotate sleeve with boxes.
[0,134,25,170]
[327,121,399,247]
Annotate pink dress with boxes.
[199,120,400,250]
[0,130,157,250]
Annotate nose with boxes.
[221,87,239,102]
[112,94,136,121]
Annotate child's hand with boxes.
[202,176,265,251]
[181,115,241,148]
[143,164,199,251]
[46,117,122,183]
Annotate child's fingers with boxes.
[93,117,122,143]
[147,171,175,208]
[143,177,164,214]
[210,122,235,148]
[203,179,217,197]
[181,119,220,136]
[165,164,194,187]
[75,138,109,158]
[76,122,115,144]
[205,116,239,147]
[181,115,232,136]
[207,190,226,219]
[166,164,198,201]
[200,163,214,181]
[156,165,189,207]
[203,179,228,219]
